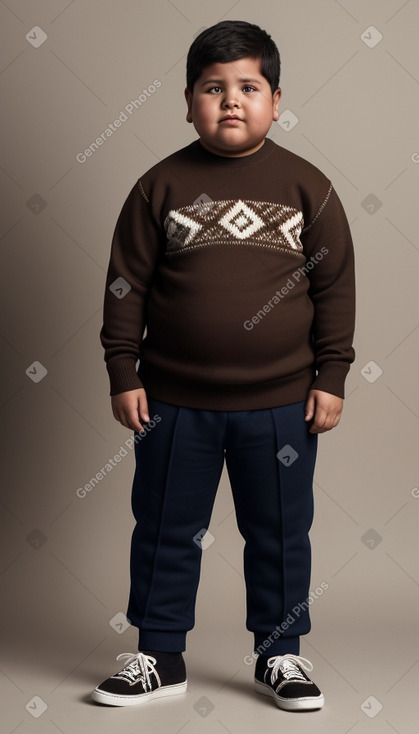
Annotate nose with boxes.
[222,90,240,108]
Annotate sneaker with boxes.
[91,651,187,706]
[254,653,324,711]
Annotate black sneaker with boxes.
[91,651,187,706]
[254,653,324,711]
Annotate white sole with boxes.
[255,679,324,711]
[91,680,187,706]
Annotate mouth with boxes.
[219,115,242,123]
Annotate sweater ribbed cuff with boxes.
[106,359,143,396]
[310,362,350,399]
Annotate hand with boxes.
[304,389,343,434]
[111,388,150,431]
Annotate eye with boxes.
[243,85,256,93]
[208,86,222,94]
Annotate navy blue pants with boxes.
[127,397,317,656]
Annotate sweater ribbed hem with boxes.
[106,358,350,404]
[137,362,317,411]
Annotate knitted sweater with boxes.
[100,137,355,410]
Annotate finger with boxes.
[138,393,150,423]
[310,411,341,433]
[304,394,315,421]
[309,423,326,434]
[309,407,329,433]
[116,406,143,432]
[127,410,144,432]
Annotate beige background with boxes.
[1,1,419,732]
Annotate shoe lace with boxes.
[112,652,161,690]
[267,654,313,685]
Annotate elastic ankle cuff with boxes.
[138,630,186,652]
[253,633,300,656]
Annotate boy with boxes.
[93,20,355,711]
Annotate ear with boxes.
[184,87,193,123]
[272,87,282,121]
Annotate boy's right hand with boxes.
[111,388,150,432]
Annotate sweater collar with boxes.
[192,137,276,167]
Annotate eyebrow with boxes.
[200,77,261,86]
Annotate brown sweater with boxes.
[100,137,355,410]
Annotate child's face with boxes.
[184,57,281,157]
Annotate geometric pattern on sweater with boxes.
[164,199,304,256]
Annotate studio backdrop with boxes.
[1,2,418,733]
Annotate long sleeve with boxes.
[99,180,163,395]
[99,138,355,411]
[301,185,356,398]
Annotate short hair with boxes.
[186,20,280,94]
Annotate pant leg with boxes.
[127,397,226,652]
[224,401,317,656]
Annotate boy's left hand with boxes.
[304,389,343,433]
